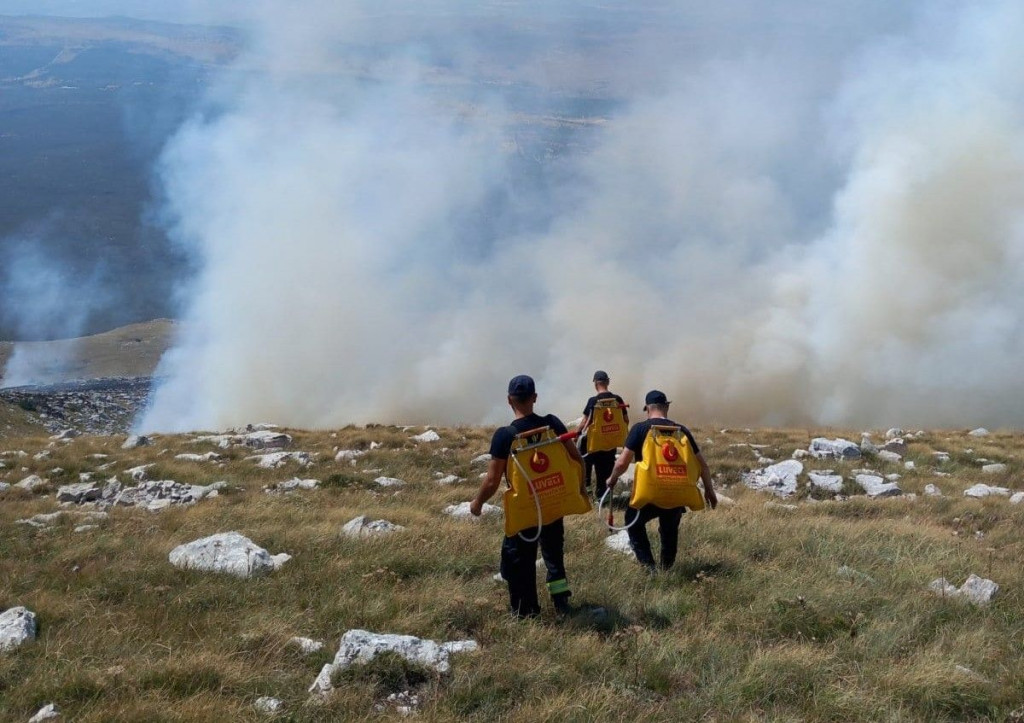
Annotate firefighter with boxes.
[605,390,718,571]
[470,375,585,617]
[577,370,628,500]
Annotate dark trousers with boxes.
[626,504,685,570]
[500,518,570,617]
[585,450,615,500]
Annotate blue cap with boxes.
[508,374,536,397]
[644,390,670,408]
[592,370,610,383]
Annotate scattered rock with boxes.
[885,428,904,440]
[809,438,861,460]
[374,476,405,488]
[411,430,441,443]
[930,574,999,605]
[264,478,319,494]
[376,690,420,716]
[309,629,478,694]
[876,450,903,463]
[0,483,9,492]
[0,606,37,651]
[981,463,1007,474]
[56,482,102,504]
[764,501,798,511]
[605,530,634,556]
[174,452,222,463]
[28,703,60,722]
[434,473,463,485]
[126,464,154,482]
[289,636,325,654]
[968,428,989,437]
[808,472,843,494]
[249,452,312,468]
[51,429,79,441]
[742,460,802,497]
[15,475,46,491]
[444,502,501,519]
[882,439,908,455]
[904,461,915,470]
[837,565,875,583]
[1011,492,1024,505]
[341,516,405,538]
[929,577,960,597]
[169,532,288,578]
[924,484,943,497]
[859,436,878,455]
[933,452,950,464]
[254,697,284,715]
[243,431,292,449]
[791,449,809,460]
[334,449,366,463]
[470,454,491,467]
[855,474,902,498]
[963,483,1011,498]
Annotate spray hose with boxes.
[510,430,580,542]
[598,488,640,532]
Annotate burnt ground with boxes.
[0,376,152,435]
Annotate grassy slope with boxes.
[0,399,46,437]
[1,425,1022,721]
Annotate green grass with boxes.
[1,425,1023,720]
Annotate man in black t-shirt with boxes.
[606,390,717,571]
[578,370,628,501]
[470,374,585,617]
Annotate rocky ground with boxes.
[1,417,1022,720]
[0,377,152,436]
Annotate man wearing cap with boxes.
[470,374,585,617]
[577,370,628,501]
[605,390,717,571]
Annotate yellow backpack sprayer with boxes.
[585,398,629,453]
[599,424,705,531]
[504,426,592,541]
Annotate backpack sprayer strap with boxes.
[507,425,580,542]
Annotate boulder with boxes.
[341,516,405,538]
[855,474,902,498]
[963,483,1011,498]
[168,532,287,578]
[470,454,491,467]
[968,428,989,437]
[0,606,37,651]
[876,450,903,463]
[882,439,908,455]
[411,430,441,443]
[174,452,222,463]
[374,476,405,488]
[443,502,501,519]
[264,478,319,494]
[334,449,366,463]
[309,629,478,694]
[807,472,843,494]
[122,434,151,449]
[809,438,861,460]
[930,574,999,605]
[605,530,634,555]
[254,697,284,714]
[981,463,1007,474]
[57,482,102,504]
[28,703,60,722]
[859,436,878,455]
[243,431,292,449]
[1011,492,1024,505]
[289,636,325,654]
[434,474,462,485]
[249,452,312,468]
[924,484,943,497]
[15,475,46,491]
[742,460,802,497]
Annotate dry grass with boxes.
[1,424,1023,721]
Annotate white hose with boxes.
[512,453,544,542]
[598,488,640,531]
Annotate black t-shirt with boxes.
[489,413,569,460]
[582,391,628,423]
[624,417,700,463]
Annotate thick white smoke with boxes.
[140,1,1024,431]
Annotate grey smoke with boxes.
[140,0,1024,431]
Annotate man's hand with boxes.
[704,486,718,509]
[606,477,617,493]
[469,498,483,517]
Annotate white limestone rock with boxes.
[963,483,1011,498]
[808,472,843,494]
[885,428,904,440]
[0,606,37,651]
[859,436,878,455]
[959,575,999,605]
[882,439,908,455]
[1010,492,1024,505]
[876,450,903,463]
[444,502,501,519]
[855,474,902,498]
[981,463,1007,474]
[126,464,154,482]
[764,501,798,511]
[57,482,102,504]
[904,461,916,470]
[28,703,60,722]
[122,434,151,449]
[169,532,286,578]
[254,697,284,714]
[742,460,802,497]
[341,516,405,538]
[411,430,441,443]
[924,484,943,497]
[243,431,292,449]
[929,577,960,597]
[0,483,9,493]
[334,449,366,462]
[310,629,478,694]
[837,565,875,584]
[264,478,319,494]
[174,452,222,463]
[470,454,492,467]
[51,429,79,441]
[374,476,406,488]
[809,438,862,460]
[791,449,809,460]
[289,636,325,654]
[933,452,951,464]
[605,530,634,556]
[15,475,46,491]
[434,474,463,485]
[968,428,989,437]
[250,452,312,468]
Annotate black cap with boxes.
[592,370,610,383]
[643,390,670,409]
[508,374,536,396]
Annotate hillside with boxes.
[1,424,1022,720]
[0,319,174,386]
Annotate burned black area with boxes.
[0,376,154,435]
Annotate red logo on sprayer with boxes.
[662,443,679,462]
[530,451,550,473]
[603,408,615,423]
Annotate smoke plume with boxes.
[140,1,1024,431]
